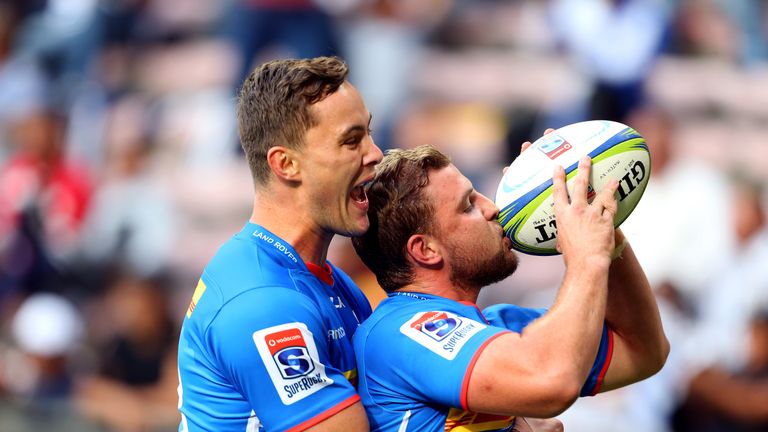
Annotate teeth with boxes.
[351,185,365,203]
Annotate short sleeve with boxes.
[364,310,509,410]
[209,287,358,431]
[482,304,546,332]
[580,324,615,396]
[483,304,614,396]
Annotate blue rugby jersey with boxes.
[353,292,613,432]
[177,223,372,431]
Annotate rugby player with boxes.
[351,145,669,431]
[176,57,382,431]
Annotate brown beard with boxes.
[448,242,518,292]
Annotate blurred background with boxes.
[0,0,767,431]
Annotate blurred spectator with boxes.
[342,0,452,150]
[0,3,47,157]
[392,100,507,188]
[667,0,742,61]
[0,292,92,431]
[0,108,92,301]
[75,274,178,431]
[721,0,768,64]
[10,0,100,108]
[669,172,768,431]
[5,293,83,401]
[548,0,670,122]
[78,94,175,280]
[672,312,768,432]
[221,0,347,85]
[620,104,735,299]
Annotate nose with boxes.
[478,194,499,221]
[364,136,383,166]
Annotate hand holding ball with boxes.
[495,121,650,255]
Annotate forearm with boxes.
[603,231,669,386]
[523,256,611,386]
[467,257,612,417]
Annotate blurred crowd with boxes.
[0,0,767,431]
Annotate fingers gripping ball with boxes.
[495,120,650,255]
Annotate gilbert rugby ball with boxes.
[495,120,650,256]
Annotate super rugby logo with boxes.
[265,328,315,379]
[253,323,333,405]
[400,311,487,360]
[536,134,572,160]
[410,312,462,341]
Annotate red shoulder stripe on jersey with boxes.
[460,331,511,411]
[591,328,615,396]
[285,394,360,432]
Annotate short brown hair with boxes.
[237,56,349,185]
[352,145,451,292]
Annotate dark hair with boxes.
[237,56,349,185]
[352,145,451,292]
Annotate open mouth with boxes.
[351,184,368,204]
[351,178,373,207]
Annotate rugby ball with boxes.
[495,120,650,255]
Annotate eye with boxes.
[343,135,363,147]
[463,201,474,213]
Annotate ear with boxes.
[266,146,300,181]
[406,234,443,267]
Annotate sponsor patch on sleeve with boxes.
[400,311,486,360]
[186,279,207,318]
[253,323,334,405]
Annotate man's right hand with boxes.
[551,156,618,267]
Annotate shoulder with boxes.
[203,235,302,297]
[205,286,333,368]
[214,285,324,330]
[357,298,492,358]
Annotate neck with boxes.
[250,191,332,266]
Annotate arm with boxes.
[467,157,619,417]
[598,229,670,392]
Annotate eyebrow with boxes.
[338,113,373,141]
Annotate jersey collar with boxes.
[244,222,306,271]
